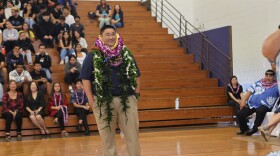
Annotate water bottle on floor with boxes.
[175,98,179,110]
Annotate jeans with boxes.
[41,68,52,82]
[112,22,123,28]
[60,48,75,63]
[21,50,32,64]
[24,18,36,29]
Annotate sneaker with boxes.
[69,86,73,92]
[5,133,11,142]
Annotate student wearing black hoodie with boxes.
[38,11,55,48]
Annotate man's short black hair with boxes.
[16,62,24,66]
[74,78,82,84]
[59,15,65,20]
[42,11,50,16]
[33,61,42,66]
[100,25,116,34]
[40,5,47,10]
[265,69,276,76]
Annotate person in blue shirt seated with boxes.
[111,4,123,28]
[236,69,279,136]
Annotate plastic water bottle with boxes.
[175,98,179,110]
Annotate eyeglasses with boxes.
[265,73,275,76]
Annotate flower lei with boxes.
[94,33,124,67]
[74,89,85,105]
[53,93,62,106]
[92,34,138,130]
[260,78,277,89]
[228,83,241,94]
[53,93,68,126]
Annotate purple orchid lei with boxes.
[94,34,124,67]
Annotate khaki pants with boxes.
[93,96,141,156]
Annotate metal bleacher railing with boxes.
[142,0,232,86]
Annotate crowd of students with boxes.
[0,0,126,142]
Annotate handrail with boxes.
[145,0,232,86]
[163,0,207,38]
[204,38,231,60]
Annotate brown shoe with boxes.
[258,127,271,141]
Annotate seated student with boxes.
[59,30,74,64]
[55,15,69,43]
[32,5,47,34]
[34,44,52,83]
[2,80,24,142]
[48,82,69,137]
[70,16,85,37]
[23,2,36,29]
[62,7,74,26]
[227,76,243,120]
[30,61,52,94]
[72,31,87,52]
[25,81,51,135]
[66,1,77,17]
[19,23,35,42]
[96,0,111,29]
[71,78,90,136]
[18,32,35,65]
[111,4,123,28]
[38,11,55,48]
[74,43,86,66]
[0,51,8,84]
[6,45,24,72]
[236,69,279,136]
[9,62,32,95]
[64,55,81,92]
[3,20,19,53]
[8,7,24,30]
[5,1,14,19]
[50,3,63,24]
[0,6,7,31]
[34,0,47,14]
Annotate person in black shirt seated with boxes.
[70,16,84,37]
[0,6,6,31]
[38,11,55,48]
[50,3,62,24]
[18,32,35,65]
[227,75,243,119]
[25,81,51,135]
[8,7,24,30]
[34,44,52,83]
[55,15,69,43]
[6,45,24,72]
[30,61,52,94]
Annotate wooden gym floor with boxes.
[1,124,280,156]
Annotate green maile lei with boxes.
[92,47,138,130]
